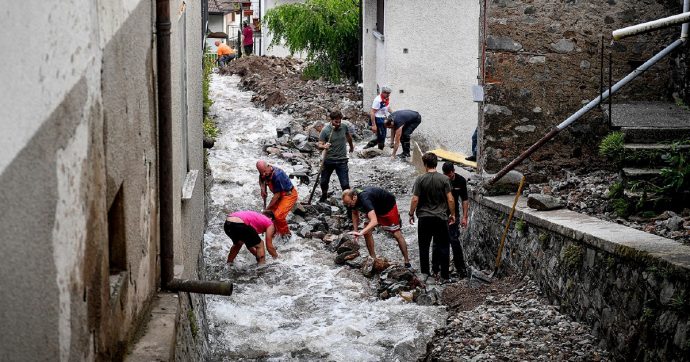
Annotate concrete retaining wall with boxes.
[464,193,690,360]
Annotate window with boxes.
[108,185,127,275]
[376,0,384,35]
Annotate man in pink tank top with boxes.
[224,210,278,265]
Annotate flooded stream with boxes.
[203,74,446,361]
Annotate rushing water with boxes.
[203,74,447,361]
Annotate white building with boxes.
[361,0,481,155]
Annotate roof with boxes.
[208,0,241,14]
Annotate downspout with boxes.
[156,0,233,296]
[488,0,689,185]
[683,0,689,40]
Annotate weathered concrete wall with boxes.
[0,0,206,360]
[479,0,687,180]
[362,0,480,155]
[464,193,690,360]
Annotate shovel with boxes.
[492,175,526,276]
[304,130,333,205]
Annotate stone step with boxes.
[608,102,690,143]
[621,127,690,143]
[622,143,690,167]
[621,168,664,187]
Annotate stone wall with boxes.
[479,0,688,180]
[463,193,690,360]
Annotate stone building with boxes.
[361,0,481,156]
[478,0,690,180]
[0,0,206,359]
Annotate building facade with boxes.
[361,0,481,155]
[0,0,205,360]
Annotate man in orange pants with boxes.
[257,160,298,238]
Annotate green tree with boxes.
[263,0,359,81]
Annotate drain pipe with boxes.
[157,0,233,296]
[683,0,689,40]
[489,38,686,184]
[613,11,690,40]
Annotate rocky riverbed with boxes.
[205,56,613,360]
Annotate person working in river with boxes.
[442,162,469,278]
[256,161,298,238]
[384,109,422,160]
[225,210,279,265]
[366,86,392,150]
[342,187,412,268]
[214,40,235,66]
[408,152,456,283]
[317,110,354,202]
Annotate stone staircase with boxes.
[609,102,690,209]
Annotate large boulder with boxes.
[527,194,564,211]
[479,170,526,196]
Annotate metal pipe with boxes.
[168,278,234,296]
[612,11,690,40]
[156,0,175,288]
[608,51,613,127]
[683,0,689,39]
[156,0,234,296]
[489,38,685,184]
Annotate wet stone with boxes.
[527,194,564,211]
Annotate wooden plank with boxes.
[429,148,477,169]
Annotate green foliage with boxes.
[671,293,685,310]
[641,307,654,322]
[515,219,526,233]
[611,198,630,218]
[607,182,624,199]
[203,117,219,139]
[203,56,214,116]
[599,131,625,165]
[561,244,584,272]
[202,56,219,141]
[264,0,359,81]
[606,256,616,269]
[187,310,198,339]
[660,141,690,195]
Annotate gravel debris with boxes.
[424,278,610,361]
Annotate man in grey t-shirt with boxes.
[317,110,354,202]
[409,152,456,282]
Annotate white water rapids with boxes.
[203,74,447,361]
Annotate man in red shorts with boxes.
[342,187,411,268]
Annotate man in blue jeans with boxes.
[317,110,354,202]
[366,86,392,150]
[384,109,421,159]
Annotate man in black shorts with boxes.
[342,187,411,267]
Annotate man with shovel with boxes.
[316,110,354,203]
[257,161,298,238]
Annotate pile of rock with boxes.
[220,56,369,131]
[289,202,433,304]
[528,170,690,244]
[426,278,610,361]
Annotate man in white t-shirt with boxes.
[367,86,392,150]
